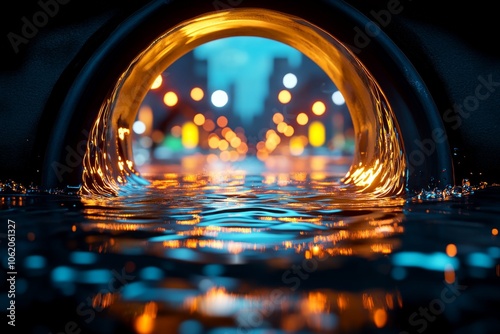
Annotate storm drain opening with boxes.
[80,8,407,198]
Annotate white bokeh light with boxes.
[282,73,298,89]
[132,121,146,134]
[211,90,229,108]
[332,90,345,105]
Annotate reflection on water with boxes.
[1,156,499,334]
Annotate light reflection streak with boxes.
[123,286,404,332]
[79,171,404,259]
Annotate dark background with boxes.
[1,0,499,189]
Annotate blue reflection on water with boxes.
[392,251,460,271]
[70,251,97,265]
[24,255,46,269]
[466,252,495,268]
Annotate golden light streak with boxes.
[150,74,162,89]
[92,292,115,309]
[337,294,348,311]
[118,127,130,140]
[362,293,375,309]
[301,291,329,314]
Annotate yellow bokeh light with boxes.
[296,112,309,125]
[208,134,220,149]
[273,112,284,124]
[284,125,294,137]
[308,121,325,147]
[277,122,287,133]
[163,91,178,107]
[150,75,162,90]
[190,87,204,101]
[289,136,304,156]
[312,100,326,115]
[224,130,236,141]
[181,121,199,149]
[278,90,292,104]
[193,113,206,126]
[218,139,229,151]
[230,137,241,148]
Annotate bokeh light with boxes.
[309,121,325,147]
[332,90,345,105]
[151,75,163,90]
[278,90,292,104]
[133,121,146,135]
[312,101,326,116]
[163,91,178,107]
[283,73,297,89]
[211,90,229,107]
[296,112,309,125]
[190,87,204,101]
[193,113,206,126]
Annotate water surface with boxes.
[1,156,499,334]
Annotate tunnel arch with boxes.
[42,0,454,198]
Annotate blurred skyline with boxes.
[194,36,303,123]
[133,36,354,166]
